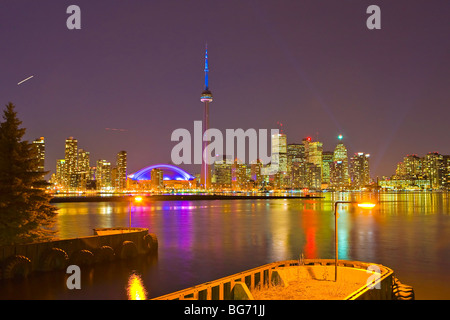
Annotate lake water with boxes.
[0,192,449,300]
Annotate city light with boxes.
[357,202,376,209]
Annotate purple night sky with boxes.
[0,1,449,179]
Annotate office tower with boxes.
[96,160,112,190]
[32,137,45,172]
[322,151,333,184]
[350,153,371,189]
[200,45,213,189]
[231,159,247,190]
[330,161,346,190]
[56,159,66,186]
[78,149,90,173]
[307,163,322,190]
[308,141,323,181]
[290,161,307,189]
[333,137,350,186]
[250,159,263,188]
[65,137,78,189]
[287,143,305,173]
[214,155,232,188]
[302,137,312,160]
[272,133,287,173]
[116,151,127,191]
[151,168,164,189]
[443,155,450,190]
[423,152,444,189]
[77,149,90,190]
[395,161,406,178]
[403,154,422,178]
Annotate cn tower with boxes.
[200,45,213,189]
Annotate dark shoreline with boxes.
[50,194,324,203]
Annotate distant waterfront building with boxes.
[56,159,66,187]
[250,159,263,188]
[33,137,45,172]
[231,159,247,190]
[287,143,305,184]
[65,137,78,189]
[272,133,287,174]
[330,160,346,190]
[403,154,422,178]
[96,160,112,190]
[308,141,323,181]
[322,151,334,185]
[350,153,371,189]
[306,162,322,190]
[128,164,196,190]
[214,155,232,188]
[77,149,90,190]
[116,151,127,191]
[151,168,164,189]
[333,139,350,187]
[422,152,444,189]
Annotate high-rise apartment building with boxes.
[231,159,247,190]
[333,141,350,186]
[272,133,287,174]
[151,168,164,189]
[96,159,112,190]
[65,137,78,189]
[116,151,127,191]
[350,153,371,188]
[56,159,66,186]
[322,151,333,184]
[250,159,263,188]
[214,155,232,188]
[423,152,444,189]
[33,137,45,172]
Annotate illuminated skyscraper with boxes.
[231,159,247,190]
[308,141,323,171]
[116,151,127,191]
[333,136,350,186]
[272,133,287,173]
[77,149,90,190]
[423,152,444,189]
[214,155,232,188]
[56,159,66,186]
[200,45,213,189]
[151,168,164,189]
[65,137,78,188]
[350,153,371,189]
[96,159,112,190]
[250,159,263,188]
[32,137,45,172]
[322,151,334,184]
[287,144,305,169]
[403,154,422,178]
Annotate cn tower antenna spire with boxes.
[204,43,209,90]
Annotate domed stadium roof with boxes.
[128,164,195,181]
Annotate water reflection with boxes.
[127,272,148,300]
[1,192,448,299]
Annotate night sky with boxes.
[1,1,449,179]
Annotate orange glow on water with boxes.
[127,273,147,300]
[357,202,376,209]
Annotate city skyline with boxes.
[1,1,449,179]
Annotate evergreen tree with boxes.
[0,102,57,245]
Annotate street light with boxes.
[334,200,376,282]
[129,196,143,232]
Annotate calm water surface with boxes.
[0,192,449,300]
